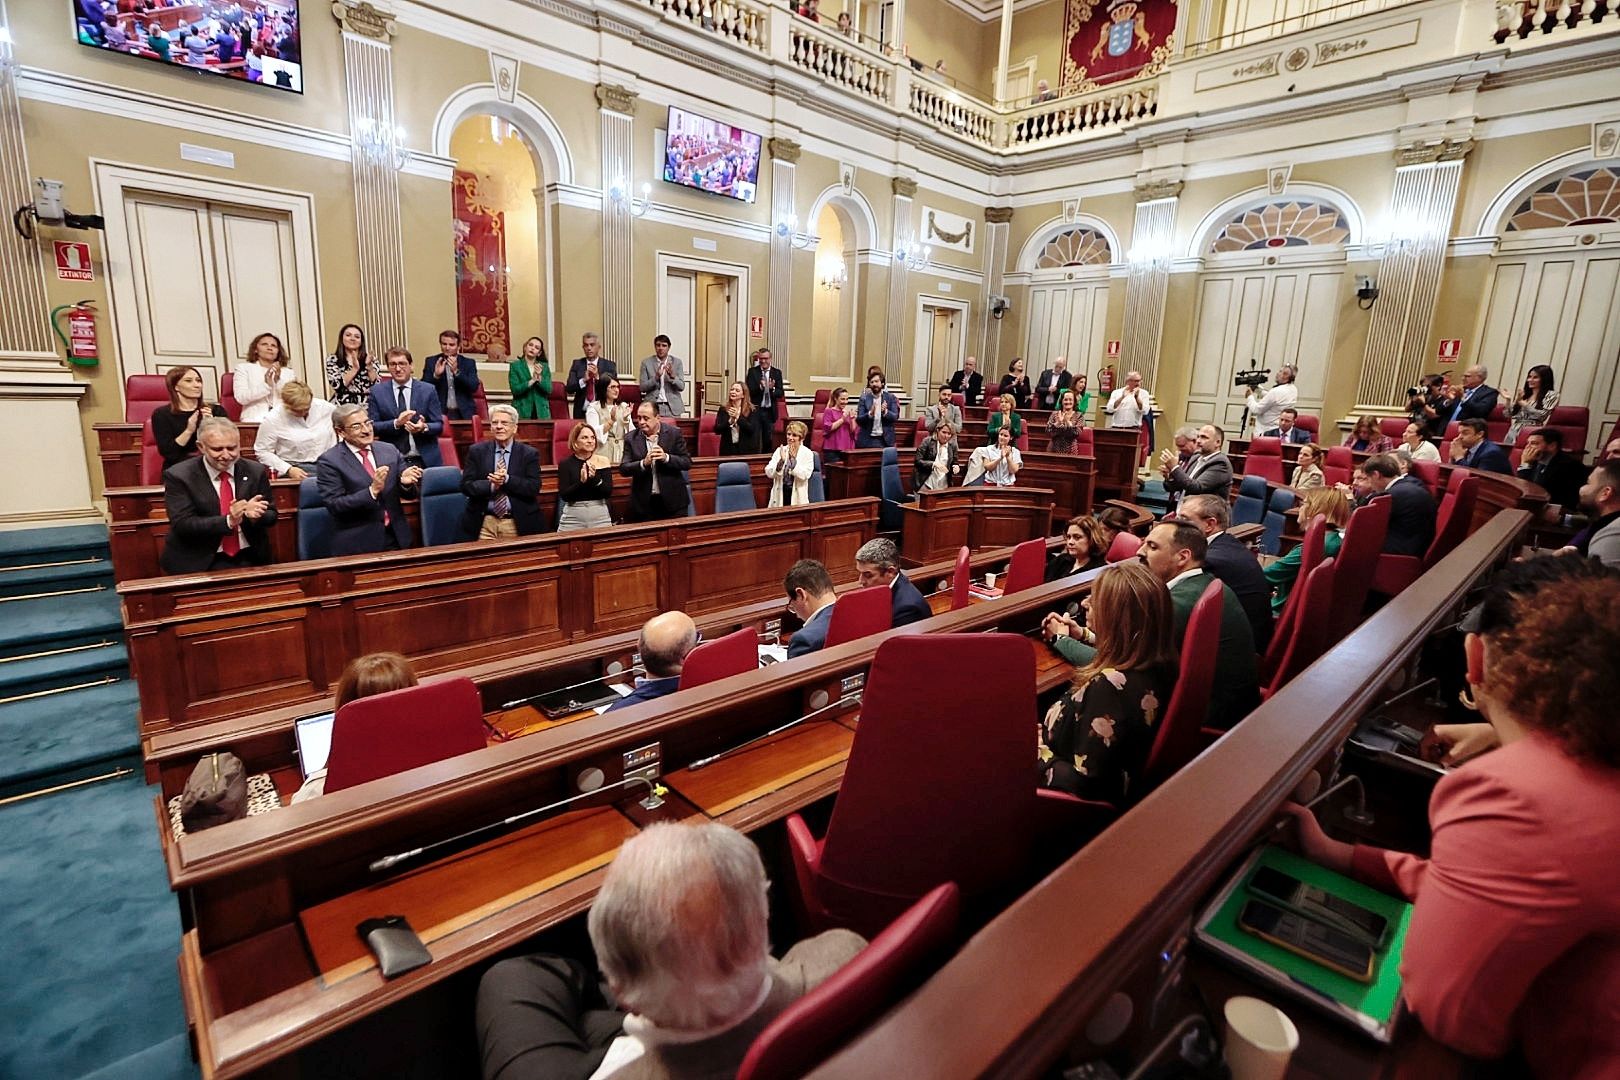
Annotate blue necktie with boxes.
[491,446,510,517]
[1449,388,1472,425]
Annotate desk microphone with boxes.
[687,693,862,770]
[499,667,645,711]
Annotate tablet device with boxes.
[294,711,336,781]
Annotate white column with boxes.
[767,138,801,376]
[980,206,1014,366]
[1121,179,1181,390]
[0,0,97,528]
[891,0,907,54]
[885,177,917,368]
[597,84,638,365]
[994,0,1015,103]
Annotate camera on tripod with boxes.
[1233,360,1269,390]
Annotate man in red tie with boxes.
[316,403,424,555]
[160,417,278,574]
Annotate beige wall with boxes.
[903,0,1000,97]
[1005,0,1068,94]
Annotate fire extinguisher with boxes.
[52,301,101,367]
[1097,364,1115,394]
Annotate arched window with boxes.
[1208,200,1350,253]
[1505,167,1620,231]
[1036,226,1113,267]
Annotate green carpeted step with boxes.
[0,524,109,569]
[75,1032,197,1080]
[0,680,141,794]
[0,765,187,1080]
[0,588,125,661]
[0,556,114,598]
[0,641,127,698]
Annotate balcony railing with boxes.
[907,77,999,146]
[1005,81,1160,149]
[788,20,893,103]
[643,0,769,52]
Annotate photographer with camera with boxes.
[1239,363,1296,434]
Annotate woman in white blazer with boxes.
[233,332,293,422]
[766,421,816,507]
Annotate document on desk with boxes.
[758,644,788,666]
[594,683,636,715]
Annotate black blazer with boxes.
[1034,369,1072,410]
[315,440,416,554]
[1202,532,1274,654]
[557,453,612,504]
[1375,475,1438,557]
[947,368,983,407]
[746,366,785,422]
[1519,451,1585,511]
[160,456,278,574]
[461,439,543,536]
[998,374,1032,410]
[891,572,933,627]
[913,436,960,491]
[619,424,692,521]
[1443,384,1500,426]
[565,357,619,419]
[151,405,211,469]
[1045,551,1104,582]
[715,406,764,456]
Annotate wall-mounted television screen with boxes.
[662,106,762,204]
[72,0,304,94]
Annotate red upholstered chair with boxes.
[1076,426,1095,453]
[951,393,965,410]
[736,883,961,1080]
[1370,473,1478,597]
[697,411,720,457]
[1244,436,1285,482]
[1546,405,1590,452]
[139,418,167,485]
[548,376,570,418]
[1260,514,1326,686]
[125,374,171,423]
[785,635,1092,935]
[1379,417,1408,443]
[1262,557,1337,699]
[473,384,490,421]
[677,626,757,691]
[1104,530,1142,563]
[552,424,574,467]
[1322,444,1356,488]
[1294,414,1320,440]
[1015,431,1030,452]
[616,382,641,408]
[912,423,931,448]
[218,372,243,421]
[1485,404,1509,444]
[824,585,893,649]
[1327,496,1390,644]
[1138,579,1223,794]
[1002,537,1047,596]
[437,435,459,468]
[470,414,484,442]
[323,677,487,794]
[951,546,971,610]
[1409,458,1441,495]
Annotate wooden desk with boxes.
[120,498,878,737]
[825,447,1095,518]
[900,487,1057,567]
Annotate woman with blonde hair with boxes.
[1343,413,1394,453]
[1038,561,1177,808]
[233,332,293,422]
[986,392,1022,443]
[292,652,418,803]
[557,422,614,531]
[508,336,552,419]
[253,380,336,479]
[1264,485,1350,613]
[766,421,815,507]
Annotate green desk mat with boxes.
[1199,846,1413,1027]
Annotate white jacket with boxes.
[766,444,815,507]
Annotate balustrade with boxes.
[1006,81,1159,148]
[788,20,892,103]
[1494,0,1612,40]
[906,79,999,146]
[645,0,769,51]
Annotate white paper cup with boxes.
[1223,996,1299,1080]
[984,571,998,589]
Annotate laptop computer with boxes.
[293,711,336,782]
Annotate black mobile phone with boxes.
[1248,866,1390,944]
[1237,899,1375,983]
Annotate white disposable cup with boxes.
[985,571,998,588]
[1223,996,1299,1080]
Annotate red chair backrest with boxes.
[1543,405,1589,453]
[677,627,757,691]
[1105,531,1142,563]
[1140,579,1223,793]
[1244,436,1284,482]
[437,435,459,468]
[698,411,721,457]
[126,374,171,423]
[470,414,484,442]
[140,418,166,485]
[1002,537,1047,595]
[473,384,490,421]
[951,393,965,409]
[736,883,961,1080]
[1425,473,1478,568]
[1294,414,1320,439]
[1324,445,1355,471]
[1262,514,1326,684]
[1378,417,1408,442]
[323,677,487,793]
[825,585,893,648]
[951,546,971,610]
[548,376,570,415]
[815,635,1037,919]
[552,425,574,466]
[218,372,243,421]
[1263,557,1337,698]
[1076,426,1095,452]
[1328,497,1390,644]
[912,423,931,447]
[813,388,831,411]
[1409,458,1441,494]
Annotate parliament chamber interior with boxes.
[1,0,1619,1076]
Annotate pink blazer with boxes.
[1351,733,1620,1077]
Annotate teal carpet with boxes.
[0,525,197,1079]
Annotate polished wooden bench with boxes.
[120,499,879,737]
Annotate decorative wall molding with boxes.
[599,100,636,361]
[1184,182,1365,259]
[0,1,53,360]
[332,1,397,39]
[1395,136,1474,166]
[769,154,798,370]
[984,205,1015,225]
[341,31,410,352]
[595,83,638,118]
[1135,178,1184,203]
[892,176,919,198]
[490,53,520,103]
[431,83,576,185]
[1015,214,1127,272]
[769,138,803,164]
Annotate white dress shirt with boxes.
[1245,382,1299,433]
[254,398,337,474]
[1106,386,1150,428]
[204,458,249,553]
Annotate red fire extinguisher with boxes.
[1097,364,1115,394]
[52,301,101,367]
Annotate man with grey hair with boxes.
[1441,363,1499,427]
[315,403,421,554]
[1243,364,1297,434]
[605,611,699,712]
[1171,425,1200,468]
[462,403,544,539]
[855,537,933,627]
[161,417,277,574]
[568,331,619,419]
[476,821,864,1080]
[1177,493,1272,653]
[1159,424,1233,510]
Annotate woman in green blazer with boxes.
[509,336,552,419]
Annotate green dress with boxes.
[1265,528,1342,614]
[509,357,551,419]
[986,411,1022,442]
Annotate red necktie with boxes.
[217,470,240,556]
[360,448,390,526]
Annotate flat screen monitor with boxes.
[72,0,305,94]
[662,105,762,204]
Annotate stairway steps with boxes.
[0,588,125,661]
[0,679,142,795]
[0,524,110,569]
[0,641,128,698]
[0,557,113,598]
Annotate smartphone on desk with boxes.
[1237,898,1376,983]
[1247,865,1389,945]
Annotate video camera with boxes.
[1233,360,1269,390]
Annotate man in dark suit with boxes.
[1517,427,1584,512]
[461,404,543,539]
[1034,355,1073,410]
[565,331,618,419]
[784,559,839,659]
[619,402,691,521]
[854,538,932,628]
[160,418,278,574]
[605,612,699,712]
[1179,495,1273,654]
[367,347,444,468]
[1450,418,1512,475]
[1439,364,1499,429]
[855,370,900,449]
[1160,423,1234,510]
[316,404,422,554]
[1260,407,1312,445]
[947,355,984,407]
[1352,453,1436,556]
[421,329,481,420]
[745,346,784,444]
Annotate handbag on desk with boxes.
[179,751,248,832]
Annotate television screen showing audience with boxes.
[73,0,304,94]
[662,105,762,204]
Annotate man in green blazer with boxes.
[1044,521,1259,729]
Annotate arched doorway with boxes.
[1017,218,1118,408]
[809,201,859,388]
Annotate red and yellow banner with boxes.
[1062,0,1177,92]
[453,169,510,357]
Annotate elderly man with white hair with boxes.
[1242,364,1297,434]
[462,403,544,538]
[476,821,865,1080]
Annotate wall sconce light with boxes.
[354,116,410,172]
[895,237,932,272]
[1126,234,1172,270]
[609,177,651,217]
[819,260,846,291]
[1356,274,1380,310]
[775,213,815,250]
